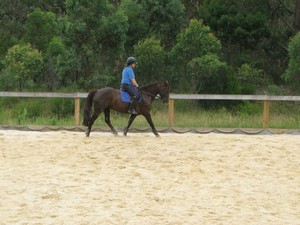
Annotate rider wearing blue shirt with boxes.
[121,57,139,114]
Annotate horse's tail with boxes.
[82,89,97,126]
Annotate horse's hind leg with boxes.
[104,108,118,136]
[86,111,101,137]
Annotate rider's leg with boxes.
[122,84,139,114]
[128,96,138,114]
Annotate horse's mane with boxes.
[140,81,166,91]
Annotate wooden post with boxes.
[263,100,270,128]
[74,96,80,126]
[168,99,174,128]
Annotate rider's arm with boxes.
[131,78,139,88]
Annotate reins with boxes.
[140,90,162,100]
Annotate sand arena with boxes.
[0,130,299,224]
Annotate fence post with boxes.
[263,100,270,128]
[168,99,174,128]
[74,94,80,126]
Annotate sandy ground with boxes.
[0,130,299,225]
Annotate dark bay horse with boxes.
[82,81,170,137]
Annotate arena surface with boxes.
[0,130,299,225]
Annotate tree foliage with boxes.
[24,8,59,51]
[236,64,266,94]
[134,38,166,84]
[187,54,227,94]
[171,19,221,61]
[170,19,222,91]
[120,0,185,50]
[202,0,270,49]
[62,0,128,89]
[2,44,43,91]
[0,0,299,97]
[283,32,300,91]
[136,0,185,48]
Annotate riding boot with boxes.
[128,97,138,114]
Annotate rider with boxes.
[121,57,140,114]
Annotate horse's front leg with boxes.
[124,114,138,136]
[143,113,159,137]
[85,127,91,137]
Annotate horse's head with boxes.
[158,81,170,104]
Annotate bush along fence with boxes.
[1,92,300,128]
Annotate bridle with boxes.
[139,82,170,102]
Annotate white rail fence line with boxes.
[1,92,300,127]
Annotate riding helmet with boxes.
[127,57,137,65]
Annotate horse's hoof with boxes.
[113,132,118,136]
[85,130,90,137]
[123,128,128,136]
[155,133,160,137]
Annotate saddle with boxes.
[120,90,143,103]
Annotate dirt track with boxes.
[0,130,299,225]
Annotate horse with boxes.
[82,81,170,137]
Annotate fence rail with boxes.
[168,94,300,128]
[171,94,300,101]
[1,92,300,128]
[0,91,87,126]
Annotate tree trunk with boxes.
[295,0,300,31]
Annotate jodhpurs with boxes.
[121,83,140,99]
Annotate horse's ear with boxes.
[165,81,169,86]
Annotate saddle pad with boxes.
[120,90,142,103]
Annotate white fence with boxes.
[1,92,300,128]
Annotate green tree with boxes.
[171,19,221,62]
[0,0,65,57]
[134,38,166,84]
[202,0,270,50]
[63,0,128,88]
[120,0,185,49]
[45,37,80,89]
[21,8,62,90]
[30,0,67,15]
[181,0,202,20]
[283,32,300,92]
[24,8,59,51]
[201,0,300,87]
[236,64,265,94]
[295,0,300,31]
[137,0,184,48]
[0,0,30,59]
[2,44,44,91]
[187,54,227,94]
[170,19,222,91]
[119,0,149,52]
